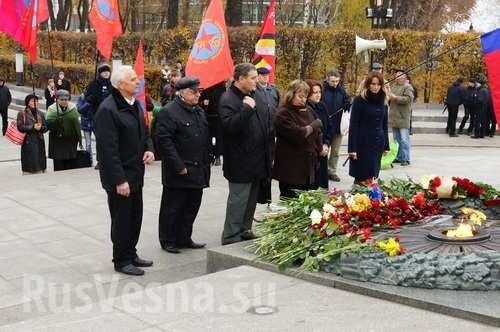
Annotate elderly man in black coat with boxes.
[94,65,155,276]
[156,77,211,254]
[219,63,273,245]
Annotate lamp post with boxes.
[366,0,393,29]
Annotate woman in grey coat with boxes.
[17,94,47,175]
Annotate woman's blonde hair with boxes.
[283,80,310,105]
[359,71,389,104]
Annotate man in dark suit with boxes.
[219,63,273,245]
[156,77,211,254]
[94,65,155,276]
[444,77,464,137]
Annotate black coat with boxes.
[308,100,331,145]
[0,85,12,111]
[55,79,71,92]
[17,108,47,173]
[44,87,55,108]
[321,82,350,135]
[85,77,112,114]
[478,87,492,114]
[445,82,464,106]
[218,85,273,183]
[156,97,211,189]
[94,88,154,193]
[348,96,389,181]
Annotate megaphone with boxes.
[355,35,387,54]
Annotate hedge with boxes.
[0,27,485,103]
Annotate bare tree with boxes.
[225,0,243,26]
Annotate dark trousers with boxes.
[0,107,7,136]
[107,190,143,268]
[488,109,497,136]
[53,158,77,171]
[459,106,473,133]
[159,187,203,247]
[317,156,329,189]
[447,105,459,136]
[279,182,319,199]
[470,106,484,137]
[222,181,260,244]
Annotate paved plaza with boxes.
[0,103,499,330]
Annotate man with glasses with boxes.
[156,77,211,254]
[321,68,350,182]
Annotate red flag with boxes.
[252,0,276,83]
[185,0,234,89]
[481,28,500,128]
[133,40,150,127]
[21,0,49,63]
[0,0,29,44]
[89,0,123,60]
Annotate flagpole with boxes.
[46,28,55,77]
[94,48,100,78]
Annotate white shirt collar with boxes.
[124,96,135,105]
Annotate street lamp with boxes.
[366,0,393,29]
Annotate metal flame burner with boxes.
[427,229,491,244]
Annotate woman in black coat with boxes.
[17,94,47,175]
[306,79,331,189]
[348,71,389,184]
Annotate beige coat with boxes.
[388,82,414,128]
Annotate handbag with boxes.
[5,112,26,145]
[340,109,350,136]
[74,150,92,168]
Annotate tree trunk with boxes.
[181,0,190,26]
[225,0,242,26]
[167,0,179,28]
[47,0,56,30]
[77,0,90,32]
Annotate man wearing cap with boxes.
[84,63,112,168]
[46,90,83,171]
[156,77,210,253]
[94,65,155,276]
[0,78,12,136]
[389,69,414,166]
[55,71,71,92]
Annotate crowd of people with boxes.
[0,61,496,276]
[445,77,496,138]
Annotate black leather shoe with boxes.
[449,134,458,137]
[400,161,410,166]
[179,241,206,249]
[115,264,144,276]
[162,245,181,254]
[132,257,153,267]
[241,231,257,241]
[470,136,480,139]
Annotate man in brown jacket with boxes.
[388,70,414,166]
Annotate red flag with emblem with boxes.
[89,0,123,60]
[185,0,233,89]
[252,0,276,83]
[133,40,150,128]
[0,0,29,45]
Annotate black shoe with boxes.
[115,264,144,276]
[449,134,458,137]
[490,134,494,138]
[179,241,206,249]
[132,257,153,267]
[162,244,181,254]
[241,231,257,241]
[94,163,99,170]
[221,238,241,246]
[393,159,402,164]
[328,174,341,182]
[400,161,410,166]
[471,136,480,139]
[458,129,463,134]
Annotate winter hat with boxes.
[97,63,111,74]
